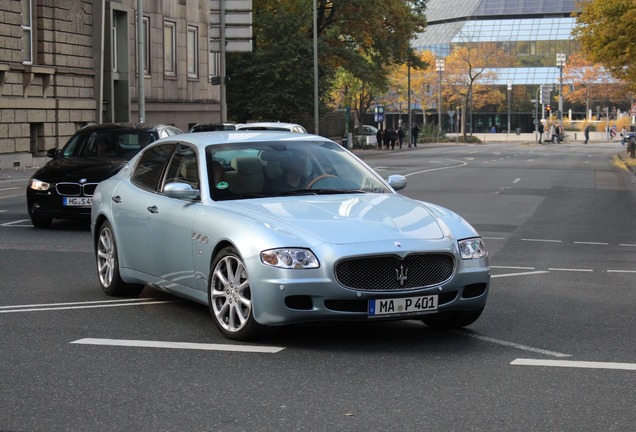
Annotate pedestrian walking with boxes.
[538,122,544,144]
[397,127,405,149]
[389,127,398,150]
[382,127,391,150]
[584,124,590,145]
[411,123,420,147]
[376,127,384,149]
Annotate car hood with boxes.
[32,157,129,182]
[221,193,461,245]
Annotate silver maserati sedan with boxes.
[91,131,490,340]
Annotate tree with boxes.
[326,67,383,132]
[572,0,636,91]
[563,52,631,119]
[442,43,507,138]
[226,0,428,125]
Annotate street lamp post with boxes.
[313,0,319,135]
[436,58,444,133]
[507,80,512,135]
[556,53,566,123]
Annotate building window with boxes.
[187,25,198,78]
[164,20,176,76]
[22,0,33,64]
[136,15,151,75]
[209,52,220,79]
[112,15,118,72]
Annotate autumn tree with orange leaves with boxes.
[442,42,508,138]
[563,52,631,119]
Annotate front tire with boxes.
[208,246,261,340]
[96,220,144,297]
[29,213,52,228]
[421,307,484,330]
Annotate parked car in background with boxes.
[27,123,183,227]
[354,124,379,146]
[91,131,490,340]
[189,122,236,132]
[236,121,308,133]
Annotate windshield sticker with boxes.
[216,181,229,190]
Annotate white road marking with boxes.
[619,243,636,247]
[0,298,179,313]
[607,269,636,274]
[405,159,467,176]
[482,236,505,240]
[1,219,31,226]
[71,338,285,354]
[0,193,24,199]
[511,358,636,371]
[491,265,535,270]
[492,271,549,278]
[574,241,608,245]
[513,178,521,183]
[521,238,562,243]
[548,267,594,272]
[454,332,570,358]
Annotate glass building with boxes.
[412,0,580,132]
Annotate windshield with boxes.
[205,140,391,200]
[61,132,156,158]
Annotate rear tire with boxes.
[208,246,261,340]
[421,307,484,330]
[96,220,144,297]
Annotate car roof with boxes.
[153,131,331,147]
[77,123,182,133]
[235,122,306,131]
[189,122,237,132]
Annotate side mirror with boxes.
[45,148,60,158]
[387,174,407,191]
[164,182,200,200]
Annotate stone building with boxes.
[0,0,220,169]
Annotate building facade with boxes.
[411,0,599,133]
[0,0,220,170]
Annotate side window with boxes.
[164,144,199,190]
[131,144,176,191]
[61,133,90,157]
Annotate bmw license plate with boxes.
[368,295,438,317]
[63,197,92,207]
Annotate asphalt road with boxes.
[1,142,635,431]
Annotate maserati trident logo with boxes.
[395,264,408,286]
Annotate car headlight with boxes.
[260,248,320,269]
[458,238,488,260]
[28,179,51,191]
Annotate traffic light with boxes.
[545,105,552,115]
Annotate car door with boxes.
[115,143,176,274]
[144,144,201,291]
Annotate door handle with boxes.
[112,195,122,203]
[147,205,159,214]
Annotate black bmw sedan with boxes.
[26,123,182,227]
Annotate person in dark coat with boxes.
[397,127,405,149]
[388,127,398,150]
[376,128,383,149]
[382,127,391,150]
[411,123,420,147]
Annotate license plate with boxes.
[63,197,92,207]
[368,295,438,317]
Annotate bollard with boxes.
[628,138,636,158]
